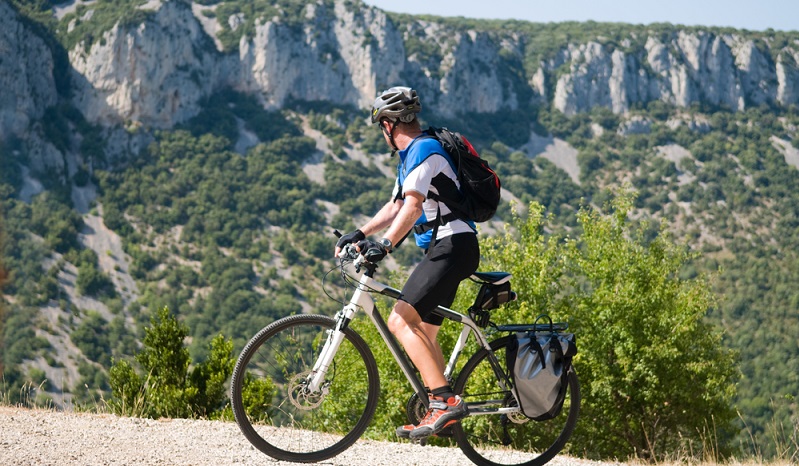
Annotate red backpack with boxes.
[424,126,501,224]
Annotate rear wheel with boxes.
[230,314,380,463]
[453,335,580,466]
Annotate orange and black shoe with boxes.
[395,423,416,439]
[408,395,468,440]
[397,420,454,439]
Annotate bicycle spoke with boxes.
[231,315,379,463]
[454,335,580,466]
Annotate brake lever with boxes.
[340,244,366,272]
[334,231,373,273]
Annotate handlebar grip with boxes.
[342,243,360,260]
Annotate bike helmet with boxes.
[371,86,421,124]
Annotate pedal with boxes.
[411,437,428,446]
[433,425,454,438]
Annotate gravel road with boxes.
[0,406,621,466]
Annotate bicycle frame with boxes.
[307,260,518,416]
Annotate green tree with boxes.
[187,334,235,417]
[561,192,738,460]
[485,195,738,460]
[0,201,7,377]
[70,311,111,366]
[108,306,235,419]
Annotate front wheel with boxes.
[453,335,580,466]
[230,314,380,463]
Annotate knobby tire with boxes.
[452,335,580,466]
[230,314,380,463]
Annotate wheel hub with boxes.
[287,371,329,410]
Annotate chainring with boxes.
[504,392,529,424]
[405,392,428,425]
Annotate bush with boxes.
[559,192,738,460]
[70,311,111,366]
[108,306,235,419]
[482,192,737,460]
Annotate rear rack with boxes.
[495,323,569,333]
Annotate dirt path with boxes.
[0,406,618,466]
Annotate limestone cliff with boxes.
[0,2,58,140]
[0,1,65,172]
[550,32,797,115]
[2,0,799,141]
[235,1,404,110]
[64,1,799,128]
[68,0,222,127]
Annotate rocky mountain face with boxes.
[2,0,799,158]
[68,1,221,128]
[0,2,57,140]
[0,1,65,173]
[548,33,799,115]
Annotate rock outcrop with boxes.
[0,1,65,172]
[2,0,799,146]
[236,1,404,110]
[68,0,222,127]
[0,1,58,141]
[550,31,796,115]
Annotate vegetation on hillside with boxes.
[2,2,799,461]
[3,94,799,460]
[109,306,235,419]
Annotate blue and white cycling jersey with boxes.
[392,135,476,249]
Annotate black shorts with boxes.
[400,233,480,326]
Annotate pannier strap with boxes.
[496,323,569,332]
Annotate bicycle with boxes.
[230,240,580,466]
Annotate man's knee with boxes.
[388,301,419,335]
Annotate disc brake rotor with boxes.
[287,371,328,410]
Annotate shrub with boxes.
[108,306,235,419]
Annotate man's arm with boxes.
[335,199,403,257]
[382,191,424,247]
[360,199,404,236]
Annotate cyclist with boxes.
[335,86,480,440]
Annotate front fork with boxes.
[305,298,361,393]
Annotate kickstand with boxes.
[500,415,513,446]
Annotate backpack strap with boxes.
[412,212,459,235]
[416,205,445,257]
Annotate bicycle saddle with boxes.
[470,271,511,285]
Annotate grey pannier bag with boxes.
[506,316,577,421]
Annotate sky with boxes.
[361,0,799,32]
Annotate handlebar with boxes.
[334,230,371,271]
[340,243,365,264]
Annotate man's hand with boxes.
[335,229,365,257]
[356,239,388,263]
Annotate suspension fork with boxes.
[305,288,365,393]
